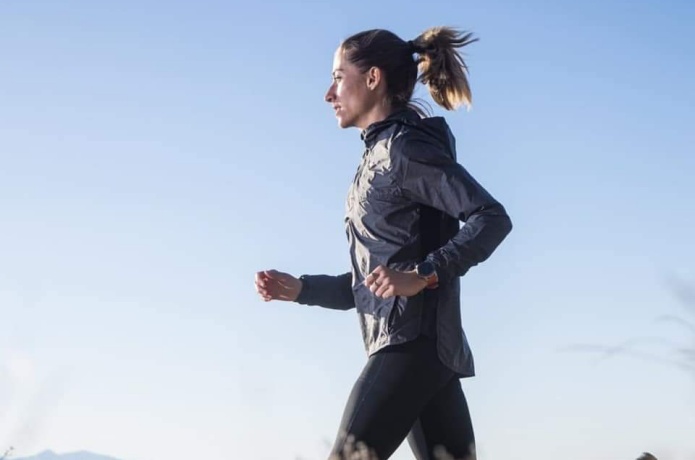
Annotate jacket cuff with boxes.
[426,251,468,284]
[425,253,446,284]
[295,275,314,305]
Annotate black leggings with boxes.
[330,336,476,460]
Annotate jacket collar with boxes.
[361,108,420,148]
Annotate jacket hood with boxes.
[361,108,454,154]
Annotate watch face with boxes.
[417,261,435,277]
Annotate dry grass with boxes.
[564,277,695,375]
[324,439,654,460]
[325,437,476,460]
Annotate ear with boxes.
[365,66,382,91]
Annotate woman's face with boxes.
[324,48,379,129]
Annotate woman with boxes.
[255,27,512,460]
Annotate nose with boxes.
[324,83,336,103]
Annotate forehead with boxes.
[332,47,354,72]
[332,47,344,69]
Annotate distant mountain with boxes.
[13,450,123,460]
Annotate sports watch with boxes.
[415,261,439,289]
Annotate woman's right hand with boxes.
[254,269,303,302]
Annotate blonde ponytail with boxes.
[410,27,478,110]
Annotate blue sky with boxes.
[1,1,694,459]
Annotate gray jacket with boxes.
[296,109,512,377]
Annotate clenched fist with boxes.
[255,269,302,302]
[364,265,428,299]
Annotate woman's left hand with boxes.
[364,265,428,299]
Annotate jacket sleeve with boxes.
[295,272,355,310]
[397,137,513,283]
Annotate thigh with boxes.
[406,377,476,460]
[330,337,453,460]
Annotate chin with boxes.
[337,115,355,129]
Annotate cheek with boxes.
[335,83,346,101]
[337,81,357,103]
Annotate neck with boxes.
[357,101,395,130]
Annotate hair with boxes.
[340,26,478,112]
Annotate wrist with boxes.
[407,271,429,292]
[295,275,309,303]
[293,278,303,302]
[414,261,439,289]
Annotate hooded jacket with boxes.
[296,108,512,377]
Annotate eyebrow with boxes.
[332,69,344,75]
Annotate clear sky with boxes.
[1,1,694,459]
